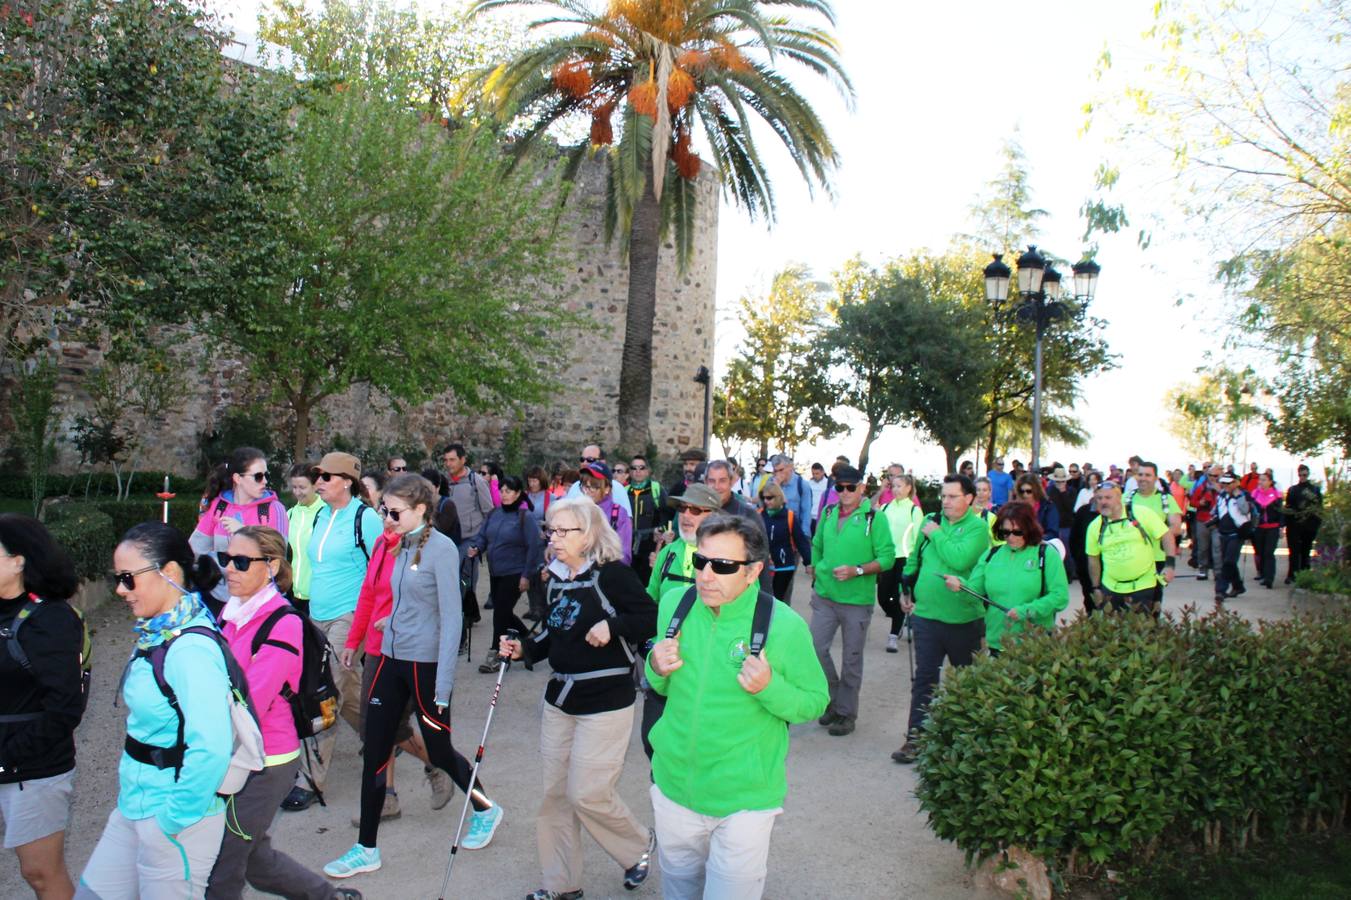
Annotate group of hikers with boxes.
[0,439,1324,899]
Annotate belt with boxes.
[549,667,633,706]
[124,735,184,771]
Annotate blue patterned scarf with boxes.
[133,591,206,650]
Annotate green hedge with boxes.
[915,610,1351,885]
[46,504,117,583]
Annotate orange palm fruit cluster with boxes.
[552,59,593,98]
[590,101,616,145]
[672,128,700,179]
[666,66,695,112]
[628,78,659,118]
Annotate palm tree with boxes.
[472,0,852,452]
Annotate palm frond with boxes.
[660,160,698,267]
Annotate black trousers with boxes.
[359,657,486,848]
[1286,521,1319,576]
[1253,527,1280,585]
[489,573,529,646]
[876,559,908,635]
[1216,532,1246,597]
[771,569,794,603]
[906,615,983,737]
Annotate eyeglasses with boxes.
[239,471,267,484]
[674,504,712,516]
[836,483,860,492]
[216,551,270,571]
[997,528,1025,538]
[379,505,406,522]
[544,526,583,538]
[113,563,160,590]
[692,553,753,574]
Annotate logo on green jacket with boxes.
[726,637,750,669]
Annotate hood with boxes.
[219,488,280,511]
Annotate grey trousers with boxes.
[808,593,873,719]
[208,760,336,900]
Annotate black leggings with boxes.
[359,657,487,848]
[877,558,908,636]
[489,574,529,645]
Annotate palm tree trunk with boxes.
[618,182,661,454]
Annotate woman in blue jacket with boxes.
[467,475,545,673]
[78,524,233,899]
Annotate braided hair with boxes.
[384,473,437,570]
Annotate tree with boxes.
[243,4,569,458]
[0,0,289,371]
[10,358,60,514]
[825,260,993,473]
[713,265,840,458]
[1165,366,1263,464]
[473,0,853,453]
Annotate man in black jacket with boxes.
[1284,464,1323,583]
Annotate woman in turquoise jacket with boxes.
[943,501,1069,654]
[78,524,234,900]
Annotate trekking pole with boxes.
[904,612,915,681]
[437,628,516,900]
[932,573,1011,613]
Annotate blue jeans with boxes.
[906,615,984,737]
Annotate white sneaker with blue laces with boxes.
[462,802,504,850]
[324,844,381,878]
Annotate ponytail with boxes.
[121,522,221,595]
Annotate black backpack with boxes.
[665,586,777,657]
[982,543,1050,596]
[1,595,93,718]
[249,605,340,740]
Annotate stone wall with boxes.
[37,156,717,474]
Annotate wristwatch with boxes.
[855,565,865,577]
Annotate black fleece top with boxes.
[524,561,656,715]
[0,594,86,783]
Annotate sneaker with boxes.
[891,741,919,764]
[479,649,503,674]
[281,786,317,812]
[323,844,381,879]
[462,802,504,850]
[623,829,656,890]
[1196,571,1208,581]
[1227,586,1247,598]
[827,716,856,736]
[333,891,363,900]
[427,766,455,810]
[484,597,495,610]
[886,634,899,653]
[817,707,840,727]
[526,891,583,900]
[350,790,400,827]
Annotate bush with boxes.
[915,609,1351,886]
[92,499,201,539]
[45,503,117,583]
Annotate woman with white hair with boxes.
[500,498,657,900]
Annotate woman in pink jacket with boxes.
[206,525,358,900]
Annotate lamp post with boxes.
[693,365,712,455]
[983,247,1100,472]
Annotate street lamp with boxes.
[983,246,1101,472]
[693,365,712,455]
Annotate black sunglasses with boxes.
[1017,488,1035,494]
[238,471,267,484]
[579,455,598,464]
[692,552,752,575]
[113,563,159,590]
[674,504,712,516]
[997,528,1025,538]
[388,465,407,472]
[379,505,405,522]
[217,551,270,571]
[836,483,860,492]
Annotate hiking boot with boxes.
[323,844,381,879]
[886,634,899,653]
[350,790,400,826]
[827,716,856,736]
[818,707,841,727]
[525,891,583,900]
[281,786,317,812]
[484,597,494,610]
[892,741,919,764]
[478,649,503,674]
[462,802,504,850]
[1196,571,1208,581]
[623,829,656,890]
[1227,586,1247,598]
[427,766,455,810]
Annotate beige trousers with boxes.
[537,702,650,892]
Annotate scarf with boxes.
[221,585,281,628]
[133,591,206,650]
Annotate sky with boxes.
[219,0,1320,483]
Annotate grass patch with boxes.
[1124,833,1351,900]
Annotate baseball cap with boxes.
[580,460,613,481]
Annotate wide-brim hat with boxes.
[1051,466,1069,482]
[668,483,721,510]
[316,452,361,482]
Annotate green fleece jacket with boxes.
[646,583,828,816]
[903,508,991,624]
[809,499,895,605]
[966,543,1069,650]
[648,539,696,603]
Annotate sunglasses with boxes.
[632,464,648,471]
[997,528,1025,538]
[579,455,598,464]
[216,551,270,571]
[112,563,159,590]
[692,552,752,574]
[674,504,712,516]
[314,471,340,482]
[238,471,267,484]
[379,505,406,522]
[836,483,860,492]
[544,526,583,538]
[388,465,407,472]
[1018,488,1035,495]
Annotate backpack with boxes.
[666,586,777,657]
[820,503,877,534]
[1,595,93,716]
[121,626,264,796]
[249,605,339,740]
[983,543,1050,596]
[214,497,272,528]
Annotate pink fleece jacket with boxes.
[348,529,402,656]
[220,588,302,760]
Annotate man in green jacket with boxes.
[647,513,828,899]
[806,465,895,736]
[893,473,991,763]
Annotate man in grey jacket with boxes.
[442,442,493,621]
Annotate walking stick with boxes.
[155,475,176,524]
[933,573,1012,613]
[437,629,516,900]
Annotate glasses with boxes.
[997,528,1025,538]
[1017,488,1035,495]
[388,465,407,473]
[631,464,648,471]
[113,563,159,590]
[545,526,584,538]
[674,504,712,516]
[379,505,406,522]
[692,553,752,575]
[239,471,267,484]
[579,455,598,464]
[314,471,339,482]
[216,551,270,571]
[994,460,1005,466]
[836,483,860,492]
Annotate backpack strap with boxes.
[658,546,695,588]
[353,504,370,562]
[609,502,621,531]
[984,545,1000,565]
[250,606,301,659]
[665,587,700,640]
[1,596,44,672]
[748,590,776,656]
[1038,543,1047,596]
